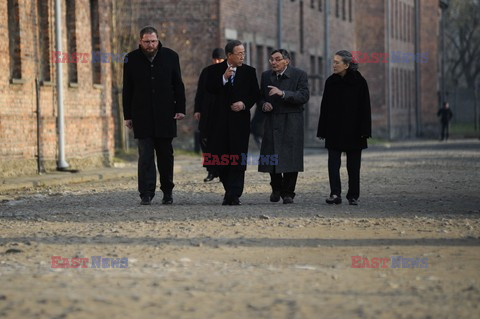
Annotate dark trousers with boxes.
[200,137,219,176]
[219,167,245,199]
[328,149,362,200]
[440,122,449,140]
[137,137,174,199]
[270,172,298,198]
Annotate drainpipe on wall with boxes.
[277,0,282,48]
[35,78,45,174]
[54,0,69,170]
[414,0,422,137]
[324,0,330,83]
[440,0,449,105]
[386,0,392,140]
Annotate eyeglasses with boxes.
[232,52,246,57]
[142,40,158,44]
[269,58,284,63]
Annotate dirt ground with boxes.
[1,140,479,319]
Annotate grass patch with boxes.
[450,123,479,137]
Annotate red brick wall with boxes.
[356,0,440,139]
[115,0,221,148]
[0,0,114,177]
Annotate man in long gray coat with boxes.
[258,49,309,204]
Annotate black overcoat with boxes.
[205,61,260,170]
[194,66,215,139]
[123,44,186,138]
[317,70,372,150]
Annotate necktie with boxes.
[230,70,236,84]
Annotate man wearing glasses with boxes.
[258,49,310,204]
[205,40,260,205]
[123,26,186,205]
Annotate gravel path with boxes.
[1,140,479,318]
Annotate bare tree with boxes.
[445,0,480,89]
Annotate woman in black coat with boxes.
[317,50,372,205]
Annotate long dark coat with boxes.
[194,66,215,139]
[258,66,310,173]
[205,61,260,171]
[317,70,372,150]
[123,44,186,138]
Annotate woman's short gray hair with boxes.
[335,50,359,72]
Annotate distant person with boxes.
[317,50,372,206]
[123,26,186,205]
[258,49,310,204]
[437,102,453,141]
[194,48,226,182]
[205,40,260,205]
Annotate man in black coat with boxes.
[437,102,453,141]
[317,50,371,206]
[194,48,225,183]
[258,49,310,204]
[123,26,186,205]
[205,40,260,205]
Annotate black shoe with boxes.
[140,196,152,205]
[230,197,241,205]
[162,193,173,205]
[326,195,342,205]
[283,196,294,204]
[270,191,281,202]
[204,173,217,182]
[348,198,358,206]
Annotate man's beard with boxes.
[141,47,158,58]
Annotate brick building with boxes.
[0,0,114,177]
[116,0,443,148]
[355,0,446,139]
[1,0,445,177]
[115,0,355,148]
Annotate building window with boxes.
[400,68,404,109]
[37,0,51,82]
[409,5,413,43]
[348,0,352,22]
[396,0,400,40]
[8,0,22,80]
[310,55,316,95]
[318,0,322,12]
[342,0,346,20]
[90,0,101,84]
[401,1,404,41]
[406,4,410,43]
[311,0,315,9]
[318,56,323,94]
[390,0,395,39]
[267,46,274,58]
[403,2,408,42]
[335,0,339,18]
[393,68,397,109]
[290,51,296,66]
[300,0,304,53]
[66,0,78,83]
[256,45,264,79]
